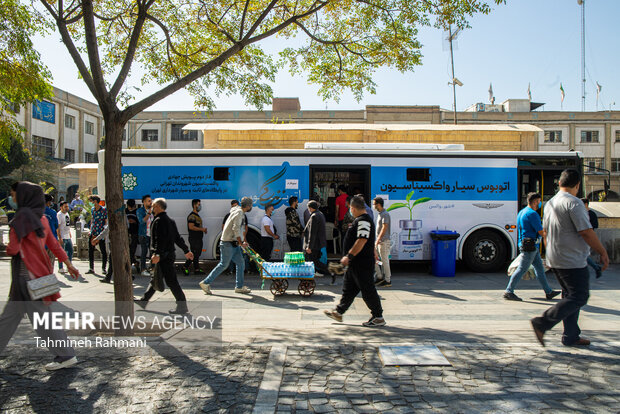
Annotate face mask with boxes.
[247,206,252,213]
[196,205,202,212]
[538,201,542,209]
[8,196,17,210]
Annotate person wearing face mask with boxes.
[183,199,207,275]
[504,192,560,301]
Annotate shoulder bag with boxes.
[23,236,61,300]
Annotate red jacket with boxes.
[7,216,68,302]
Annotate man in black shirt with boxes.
[285,196,303,252]
[304,200,331,279]
[324,195,385,327]
[126,199,139,269]
[183,199,207,275]
[136,198,193,314]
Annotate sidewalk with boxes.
[1,258,619,412]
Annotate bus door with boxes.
[309,164,371,222]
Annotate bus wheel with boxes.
[463,229,508,273]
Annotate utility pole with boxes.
[579,0,586,111]
[449,25,457,124]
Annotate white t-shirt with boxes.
[57,211,72,240]
[261,215,275,238]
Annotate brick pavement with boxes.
[0,256,619,412]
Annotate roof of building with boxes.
[183,123,543,132]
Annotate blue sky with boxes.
[34,0,619,113]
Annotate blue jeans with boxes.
[505,249,553,294]
[139,235,151,271]
[58,239,73,269]
[201,242,245,289]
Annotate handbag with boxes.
[150,263,165,292]
[521,237,537,252]
[22,236,61,300]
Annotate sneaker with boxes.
[323,309,343,322]
[45,356,78,371]
[194,269,206,276]
[86,269,95,274]
[169,308,189,315]
[362,317,386,327]
[234,286,252,294]
[58,268,66,274]
[375,278,384,286]
[530,318,545,347]
[141,270,151,277]
[545,290,561,300]
[199,282,212,295]
[99,278,112,284]
[314,272,324,278]
[182,267,190,276]
[381,281,392,288]
[503,292,523,301]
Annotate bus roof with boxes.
[120,148,581,159]
[183,122,543,132]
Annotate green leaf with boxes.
[386,202,408,212]
[406,190,415,202]
[411,197,432,208]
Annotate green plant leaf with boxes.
[411,197,432,208]
[386,202,408,212]
[406,190,415,202]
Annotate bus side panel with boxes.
[371,159,518,261]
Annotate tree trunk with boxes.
[103,114,134,336]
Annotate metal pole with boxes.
[449,25,457,125]
[581,0,586,112]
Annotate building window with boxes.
[32,135,54,158]
[615,130,620,142]
[122,129,127,141]
[580,130,599,143]
[32,100,55,124]
[85,152,98,163]
[85,121,94,135]
[611,158,620,173]
[64,149,75,163]
[583,157,604,173]
[141,129,159,142]
[171,124,198,141]
[544,130,562,143]
[65,114,75,129]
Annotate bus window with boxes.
[407,168,430,182]
[214,167,230,181]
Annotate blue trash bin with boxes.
[430,230,460,277]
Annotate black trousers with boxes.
[260,237,274,261]
[89,237,108,271]
[336,263,383,318]
[141,257,187,308]
[129,233,139,265]
[305,248,329,275]
[185,237,202,271]
[532,267,589,345]
[287,236,303,252]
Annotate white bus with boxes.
[100,140,582,272]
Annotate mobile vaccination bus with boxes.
[100,130,582,272]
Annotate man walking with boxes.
[126,199,139,270]
[581,198,603,279]
[86,195,107,275]
[504,192,560,301]
[184,199,207,275]
[373,197,392,287]
[285,196,303,252]
[260,203,278,261]
[199,197,253,295]
[56,201,73,274]
[303,200,331,279]
[136,195,153,276]
[531,169,609,347]
[334,186,348,229]
[324,195,385,327]
[136,198,194,314]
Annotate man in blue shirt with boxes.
[136,194,153,276]
[44,194,59,239]
[504,192,560,301]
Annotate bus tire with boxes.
[462,229,508,273]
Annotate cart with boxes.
[242,246,316,297]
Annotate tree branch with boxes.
[81,0,109,101]
[239,0,250,40]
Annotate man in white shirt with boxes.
[56,201,73,274]
[260,203,279,261]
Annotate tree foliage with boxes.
[0,0,53,157]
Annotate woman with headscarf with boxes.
[0,182,81,370]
